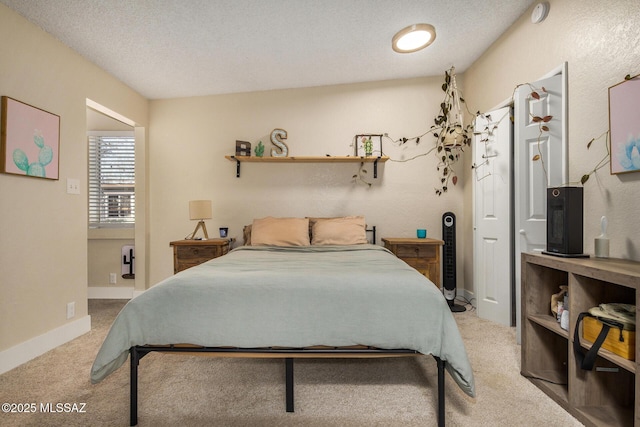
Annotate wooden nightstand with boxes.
[169,239,233,274]
[382,237,444,287]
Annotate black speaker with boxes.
[543,186,588,258]
[442,212,466,312]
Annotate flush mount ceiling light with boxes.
[392,23,436,53]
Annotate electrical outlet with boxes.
[109,273,117,284]
[66,302,75,319]
[66,178,80,194]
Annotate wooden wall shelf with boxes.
[224,155,389,177]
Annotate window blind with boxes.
[88,135,135,228]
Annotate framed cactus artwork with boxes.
[354,134,382,157]
[1,96,60,180]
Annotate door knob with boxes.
[519,229,526,235]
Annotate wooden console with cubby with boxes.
[521,252,640,427]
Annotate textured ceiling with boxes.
[1,0,535,99]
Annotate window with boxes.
[88,134,135,228]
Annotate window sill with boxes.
[88,228,135,240]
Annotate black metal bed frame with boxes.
[128,226,447,425]
[129,345,446,426]
[367,225,376,244]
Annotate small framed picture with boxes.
[609,75,640,174]
[354,134,383,157]
[1,96,60,180]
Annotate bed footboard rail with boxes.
[129,346,445,426]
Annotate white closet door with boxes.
[473,106,513,326]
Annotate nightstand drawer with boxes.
[402,257,430,270]
[170,239,233,274]
[381,237,443,287]
[395,245,437,259]
[177,260,207,271]
[176,245,217,260]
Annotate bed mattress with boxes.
[90,244,475,397]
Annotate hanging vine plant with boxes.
[392,67,474,195]
[431,67,473,195]
[379,71,626,193]
[526,86,553,183]
[524,83,613,187]
[574,73,637,185]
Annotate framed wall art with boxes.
[354,134,383,157]
[1,96,60,180]
[608,75,640,174]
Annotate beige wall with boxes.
[0,4,148,351]
[4,0,638,358]
[463,0,640,292]
[148,0,640,295]
[88,235,135,287]
[148,78,468,285]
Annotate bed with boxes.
[91,216,475,426]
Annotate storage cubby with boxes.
[524,321,569,400]
[522,253,640,427]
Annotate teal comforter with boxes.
[90,245,475,397]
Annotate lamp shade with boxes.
[189,200,212,220]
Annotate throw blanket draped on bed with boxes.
[91,244,475,397]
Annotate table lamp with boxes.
[188,200,212,240]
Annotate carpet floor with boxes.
[0,299,582,426]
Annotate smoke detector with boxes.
[531,2,549,24]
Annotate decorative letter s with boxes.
[270,128,288,157]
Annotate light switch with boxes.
[66,302,75,319]
[66,178,80,194]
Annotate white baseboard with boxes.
[88,286,134,299]
[0,315,91,375]
[460,288,475,307]
[436,286,476,308]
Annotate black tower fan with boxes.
[442,212,466,312]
